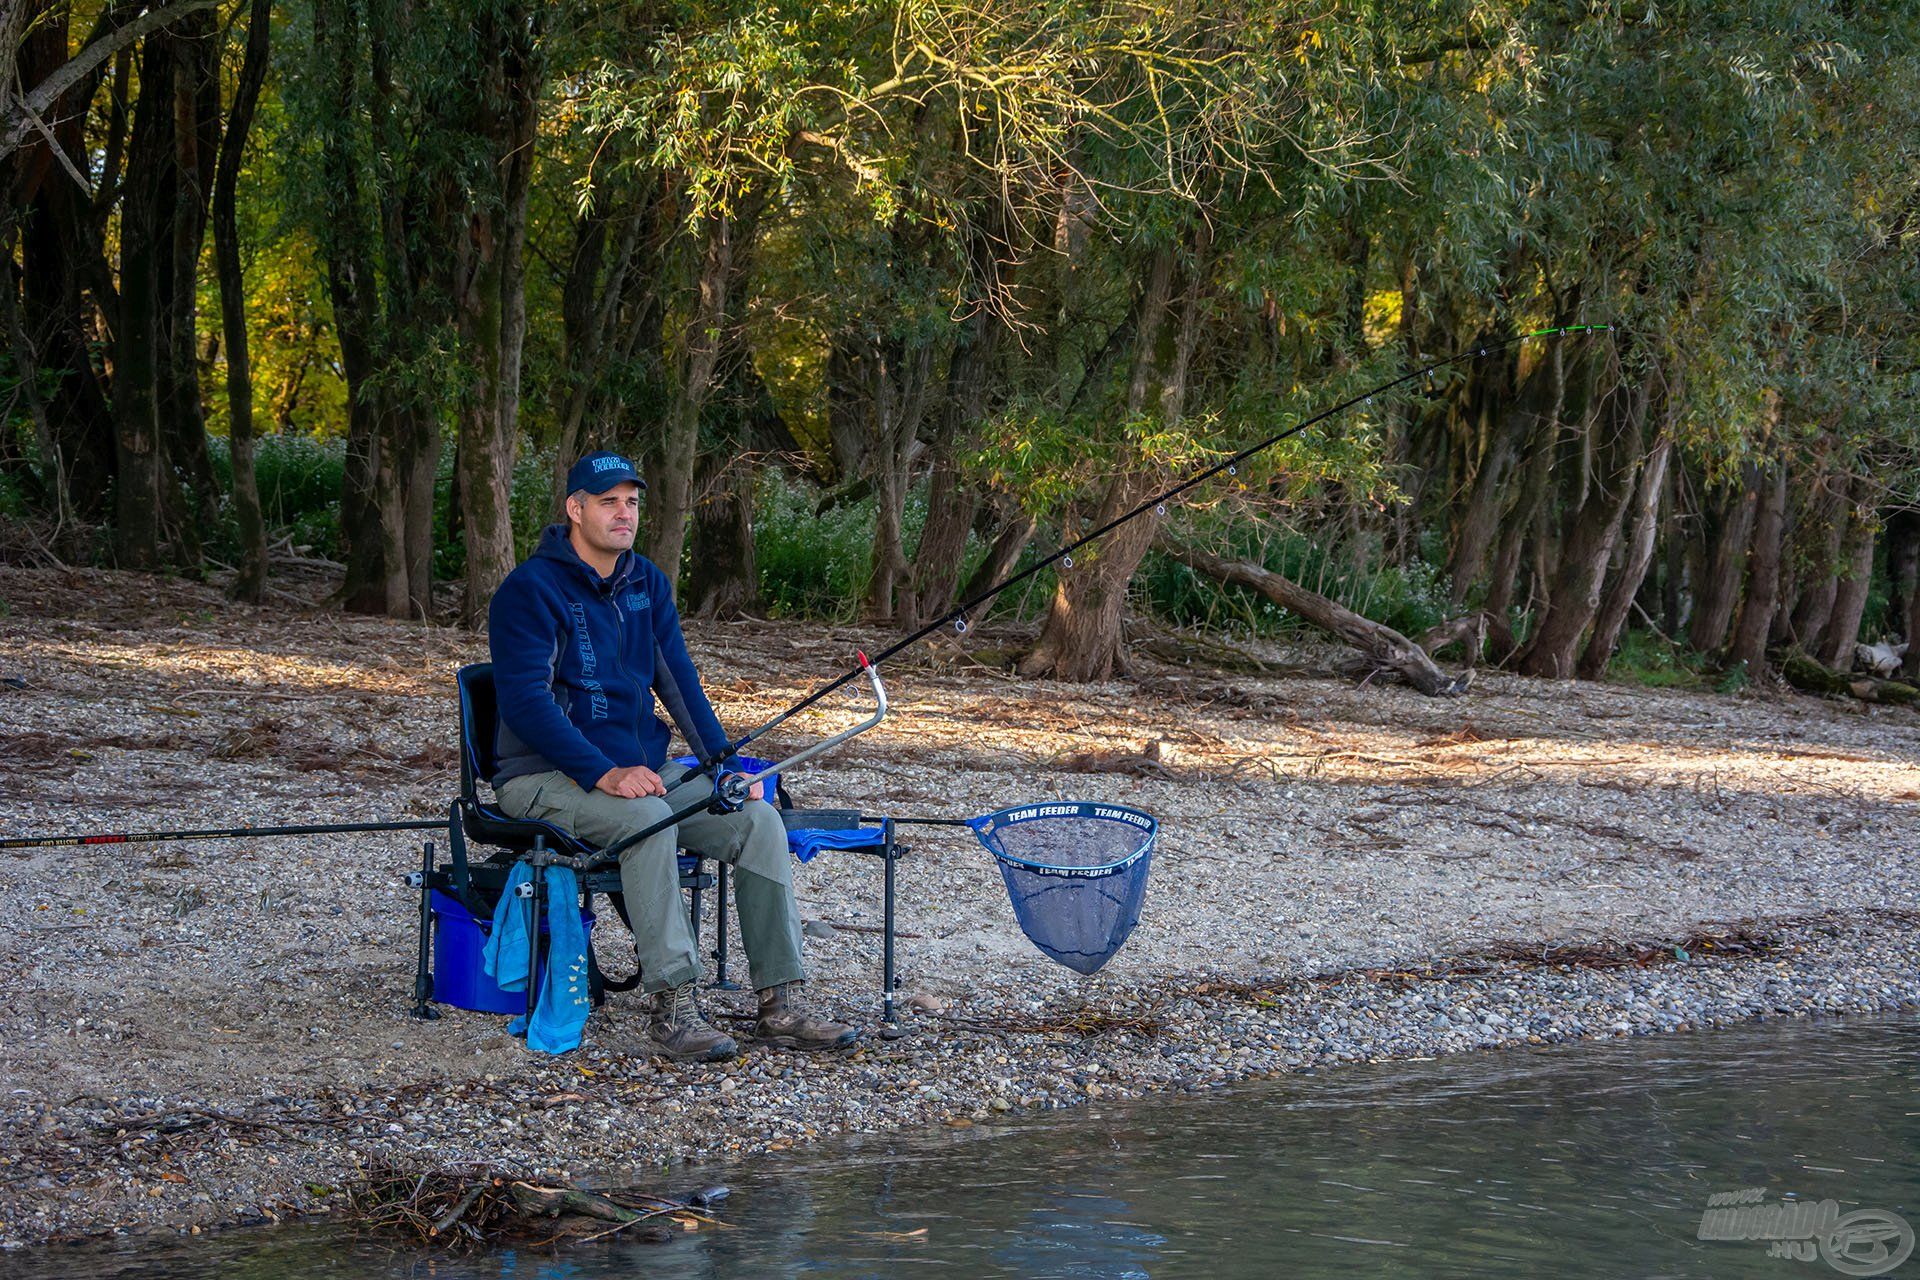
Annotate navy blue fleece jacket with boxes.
[486,525,735,790]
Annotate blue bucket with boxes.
[430,889,595,1014]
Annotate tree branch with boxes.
[1160,534,1473,697]
[0,0,224,164]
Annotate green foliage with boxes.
[1139,520,1452,642]
[206,435,348,558]
[3,0,1915,693]
[1605,629,1710,691]
[1715,662,1753,696]
[0,471,28,522]
[752,472,883,620]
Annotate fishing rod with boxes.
[0,818,447,851]
[728,323,1613,752]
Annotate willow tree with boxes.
[291,0,543,622]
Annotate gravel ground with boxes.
[1,564,1917,1248]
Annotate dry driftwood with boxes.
[507,1181,642,1223]
[1125,618,1314,676]
[1160,537,1472,697]
[1415,613,1488,667]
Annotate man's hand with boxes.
[597,765,666,799]
[748,778,765,802]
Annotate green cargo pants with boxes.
[494,762,804,994]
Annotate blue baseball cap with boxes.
[565,450,646,495]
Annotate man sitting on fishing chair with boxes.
[486,450,858,1062]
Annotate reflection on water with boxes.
[6,1014,1915,1279]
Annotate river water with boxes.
[7,1013,1915,1279]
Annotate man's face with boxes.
[568,482,642,556]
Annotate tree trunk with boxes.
[1482,352,1565,661]
[111,32,178,572]
[213,0,271,602]
[1787,470,1848,655]
[157,11,221,572]
[901,445,975,631]
[1578,429,1673,678]
[958,505,1037,611]
[550,189,647,512]
[1660,460,1685,635]
[1886,510,1919,644]
[1514,372,1652,679]
[1445,342,1522,602]
[682,462,758,619]
[901,264,1000,630]
[1022,233,1204,681]
[13,6,118,525]
[1163,539,1470,696]
[1818,490,1876,670]
[453,0,541,626]
[682,350,784,618]
[1728,460,1788,678]
[862,336,935,624]
[1687,464,1761,653]
[316,0,406,616]
[645,213,735,587]
[0,229,76,542]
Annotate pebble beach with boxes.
[2,564,1917,1248]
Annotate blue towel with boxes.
[515,866,590,1054]
[481,862,590,1055]
[482,862,533,992]
[786,826,888,864]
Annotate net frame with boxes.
[967,802,1157,973]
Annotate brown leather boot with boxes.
[755,981,859,1051]
[646,982,738,1062]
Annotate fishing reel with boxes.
[709,770,754,815]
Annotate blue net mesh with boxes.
[968,803,1157,975]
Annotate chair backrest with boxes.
[455,663,497,803]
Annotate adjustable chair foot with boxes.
[708,979,743,992]
[879,1020,907,1041]
[410,1002,442,1021]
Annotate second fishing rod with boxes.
[711,323,1614,758]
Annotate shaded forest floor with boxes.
[2,563,1918,1246]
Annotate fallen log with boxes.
[1781,651,1920,706]
[1158,537,1471,697]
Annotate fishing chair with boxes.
[408,663,909,1029]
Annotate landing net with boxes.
[967,803,1156,975]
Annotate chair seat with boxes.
[461,800,598,858]
[455,796,709,897]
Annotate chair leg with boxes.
[711,862,740,990]
[687,878,702,971]
[410,839,440,1021]
[881,818,903,1038]
[524,845,545,1033]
